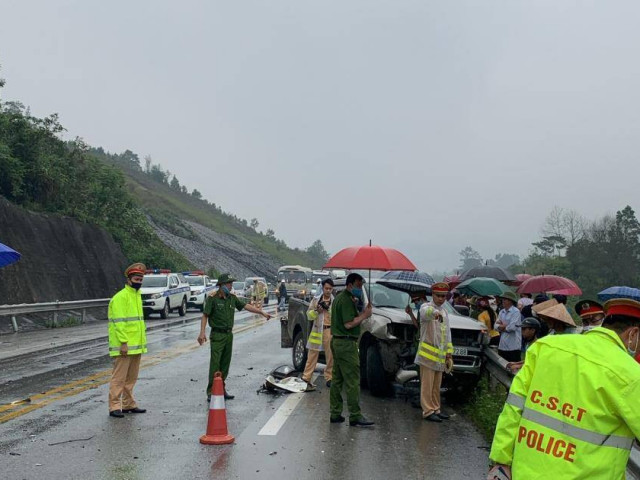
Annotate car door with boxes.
[168,274,179,308]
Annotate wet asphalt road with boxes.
[0,309,490,480]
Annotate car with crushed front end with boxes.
[281,279,488,401]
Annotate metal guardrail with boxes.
[0,299,111,333]
[483,347,640,478]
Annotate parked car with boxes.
[281,279,488,401]
[231,281,246,297]
[141,270,190,319]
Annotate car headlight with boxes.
[192,289,203,295]
[151,293,163,299]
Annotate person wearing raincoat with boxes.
[302,278,335,390]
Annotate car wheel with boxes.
[178,297,187,317]
[199,303,205,312]
[160,300,169,319]
[366,343,391,397]
[143,311,150,320]
[292,329,308,371]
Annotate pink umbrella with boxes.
[516,275,582,296]
[514,273,533,286]
[443,274,461,289]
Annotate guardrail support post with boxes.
[81,309,86,324]
[11,316,18,333]
[52,312,58,327]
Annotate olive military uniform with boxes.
[330,289,363,422]
[203,292,246,396]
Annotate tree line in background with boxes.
[453,206,640,298]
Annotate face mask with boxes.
[222,286,230,295]
[130,282,142,290]
[351,287,363,299]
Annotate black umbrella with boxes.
[459,265,517,283]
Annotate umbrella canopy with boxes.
[597,286,640,302]
[455,277,511,297]
[514,273,533,285]
[323,245,417,271]
[0,242,21,268]
[377,271,435,295]
[537,303,577,327]
[516,275,582,296]
[459,265,517,283]
[443,274,462,289]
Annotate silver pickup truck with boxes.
[280,280,488,401]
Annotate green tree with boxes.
[250,218,259,230]
[306,239,329,262]
[170,175,181,190]
[459,246,483,271]
[191,189,202,199]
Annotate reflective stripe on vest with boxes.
[309,332,323,345]
[110,316,141,323]
[506,392,633,450]
[109,345,145,352]
[418,342,446,363]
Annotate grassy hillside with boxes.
[118,166,325,269]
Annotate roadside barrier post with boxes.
[11,316,18,333]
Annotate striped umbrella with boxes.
[377,270,435,295]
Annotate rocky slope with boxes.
[0,197,128,304]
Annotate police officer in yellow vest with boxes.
[108,263,148,418]
[302,278,335,390]
[415,282,453,422]
[488,298,640,479]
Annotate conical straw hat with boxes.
[532,298,558,314]
[537,303,576,327]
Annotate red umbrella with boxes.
[324,245,417,271]
[516,275,582,296]
[324,244,417,299]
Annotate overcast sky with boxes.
[2,0,640,271]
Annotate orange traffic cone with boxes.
[200,372,235,445]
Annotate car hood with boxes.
[140,287,165,295]
[372,306,485,331]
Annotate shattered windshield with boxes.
[368,283,409,309]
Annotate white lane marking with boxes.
[257,373,318,436]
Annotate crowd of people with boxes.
[448,290,618,371]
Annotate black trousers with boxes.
[498,349,522,362]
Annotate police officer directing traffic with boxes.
[329,273,374,427]
[488,298,640,479]
[197,273,272,401]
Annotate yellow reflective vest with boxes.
[108,285,147,357]
[414,302,453,371]
[490,327,640,479]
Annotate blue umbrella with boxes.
[377,270,435,295]
[0,242,21,268]
[597,286,640,302]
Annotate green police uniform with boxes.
[329,289,363,422]
[203,291,246,396]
